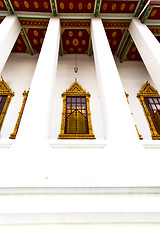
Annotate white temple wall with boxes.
[116,58,154,140]
[0,53,153,140]
[50,54,104,140]
[1,53,38,139]
[0,223,160,240]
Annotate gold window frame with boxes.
[137,81,160,140]
[58,79,95,139]
[9,89,29,139]
[0,76,14,132]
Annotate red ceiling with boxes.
[0,0,7,11]
[62,29,90,54]
[61,20,90,29]
[19,18,49,28]
[125,42,141,61]
[148,6,160,20]
[0,0,157,61]
[10,0,51,12]
[12,33,28,53]
[105,29,125,55]
[57,0,95,13]
[26,28,46,53]
[100,0,138,14]
[103,19,131,28]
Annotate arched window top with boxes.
[137,81,160,140]
[0,76,14,132]
[61,78,90,97]
[59,78,95,139]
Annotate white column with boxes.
[16,17,60,141]
[0,15,21,74]
[91,18,139,143]
[129,18,160,91]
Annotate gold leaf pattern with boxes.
[34,1,39,8]
[33,39,38,44]
[112,31,117,38]
[151,10,157,17]
[14,1,19,8]
[44,2,48,9]
[120,4,125,11]
[24,1,29,8]
[87,3,92,10]
[66,40,70,45]
[69,31,73,37]
[69,2,73,10]
[78,2,82,10]
[60,2,64,9]
[78,31,82,37]
[112,3,116,11]
[103,3,107,10]
[73,38,79,46]
[129,4,134,11]
[34,30,38,36]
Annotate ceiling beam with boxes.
[50,0,58,16]
[141,4,153,23]
[94,0,102,17]
[120,37,133,62]
[59,36,63,56]
[20,29,34,55]
[134,0,146,17]
[116,29,129,57]
[3,0,14,14]
[88,36,93,56]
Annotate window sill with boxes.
[48,139,107,148]
[143,140,160,149]
[0,139,13,148]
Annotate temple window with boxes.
[137,81,160,140]
[58,78,95,139]
[0,76,14,132]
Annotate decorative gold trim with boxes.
[125,92,143,140]
[58,78,95,139]
[137,81,160,140]
[0,75,14,132]
[9,89,29,139]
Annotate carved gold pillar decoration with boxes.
[58,78,95,139]
[125,92,143,140]
[9,89,29,139]
[0,75,14,132]
[137,81,160,140]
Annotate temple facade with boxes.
[0,0,160,239]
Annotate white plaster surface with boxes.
[1,223,160,240]
[1,53,38,139]
[50,54,104,140]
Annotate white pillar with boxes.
[129,18,160,91]
[0,15,21,74]
[16,17,60,141]
[91,18,139,143]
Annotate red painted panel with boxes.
[57,0,95,13]
[61,20,90,28]
[0,17,5,23]
[105,29,125,55]
[103,20,130,28]
[12,33,28,53]
[26,28,47,53]
[126,42,141,61]
[0,0,7,11]
[100,0,138,13]
[148,7,160,19]
[62,29,90,54]
[10,0,51,12]
[156,36,160,43]
[20,18,49,28]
